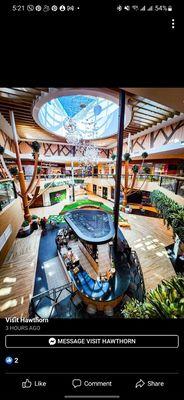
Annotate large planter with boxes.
[22,224,30,232]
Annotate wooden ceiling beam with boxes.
[0,88,36,98]
[0,107,32,114]
[0,95,34,105]
[12,87,44,95]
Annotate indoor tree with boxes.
[114,151,150,206]
[25,141,41,195]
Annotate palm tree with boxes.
[25,141,41,195]
[114,152,150,206]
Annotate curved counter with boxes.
[64,209,115,244]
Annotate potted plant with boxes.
[31,214,39,223]
[22,220,30,232]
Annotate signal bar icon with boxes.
[140,6,146,11]
[132,5,139,11]
[124,5,130,11]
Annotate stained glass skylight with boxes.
[37,95,119,139]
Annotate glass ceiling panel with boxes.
[38,95,119,139]
[136,97,175,112]
[134,112,159,121]
[134,108,166,119]
[136,102,170,115]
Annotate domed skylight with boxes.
[37,95,119,139]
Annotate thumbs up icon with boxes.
[22,379,32,389]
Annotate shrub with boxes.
[150,190,184,241]
[31,215,38,220]
[22,220,30,227]
[122,274,184,319]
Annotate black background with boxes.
[0,0,183,85]
[0,0,183,395]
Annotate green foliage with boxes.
[123,152,131,161]
[121,299,150,319]
[122,274,184,319]
[31,141,41,153]
[150,190,184,242]
[141,151,148,159]
[111,154,116,160]
[31,215,38,220]
[132,165,139,173]
[22,220,30,227]
[47,214,65,224]
[60,199,113,214]
[0,145,5,155]
[10,167,18,176]
[37,166,42,173]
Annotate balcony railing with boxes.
[160,175,184,197]
[24,173,161,185]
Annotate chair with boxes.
[104,306,114,317]
[86,304,97,315]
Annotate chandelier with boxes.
[63,117,81,145]
[84,144,99,164]
[75,140,98,165]
[63,101,102,164]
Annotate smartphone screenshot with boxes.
[0,0,183,396]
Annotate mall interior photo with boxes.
[0,87,184,320]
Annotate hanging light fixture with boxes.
[63,99,101,155]
[84,144,99,164]
[63,117,81,145]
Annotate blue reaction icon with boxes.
[5,356,14,365]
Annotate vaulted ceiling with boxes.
[0,87,183,145]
